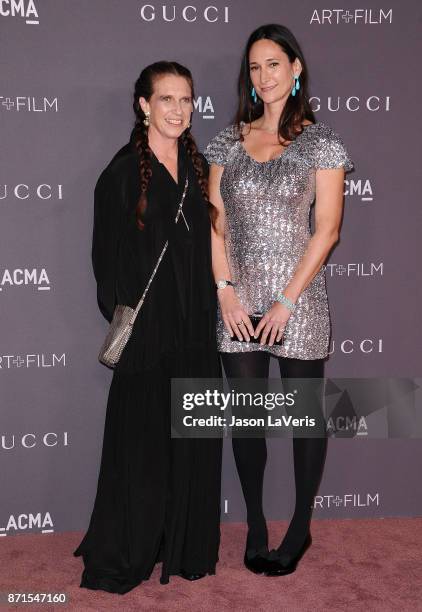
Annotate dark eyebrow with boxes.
[250,57,280,64]
[159,94,191,98]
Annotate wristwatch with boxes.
[216,279,235,290]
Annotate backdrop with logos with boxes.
[1,0,421,537]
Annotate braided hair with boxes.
[132,61,209,230]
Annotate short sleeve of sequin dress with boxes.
[203,125,238,167]
[312,124,354,171]
[203,122,353,360]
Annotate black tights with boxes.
[221,351,327,556]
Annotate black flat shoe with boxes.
[265,533,312,577]
[180,570,206,581]
[244,547,272,575]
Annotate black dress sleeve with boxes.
[92,165,125,323]
[198,152,210,179]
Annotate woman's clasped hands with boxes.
[218,286,291,346]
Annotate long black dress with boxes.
[73,133,222,594]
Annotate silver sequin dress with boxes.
[203,122,353,359]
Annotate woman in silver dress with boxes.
[204,24,353,576]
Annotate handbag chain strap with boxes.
[129,175,189,325]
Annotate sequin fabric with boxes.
[203,122,353,359]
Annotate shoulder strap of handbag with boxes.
[129,174,189,325]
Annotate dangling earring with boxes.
[291,75,300,97]
[143,111,150,127]
[251,87,258,103]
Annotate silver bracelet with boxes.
[216,279,234,290]
[276,293,296,312]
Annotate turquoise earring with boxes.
[251,87,258,103]
[291,75,300,97]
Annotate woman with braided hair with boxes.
[73,62,222,593]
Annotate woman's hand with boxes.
[254,302,292,346]
[218,286,254,341]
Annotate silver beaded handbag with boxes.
[98,175,189,368]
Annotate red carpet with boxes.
[1,519,421,611]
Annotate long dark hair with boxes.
[132,61,208,230]
[236,24,315,143]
